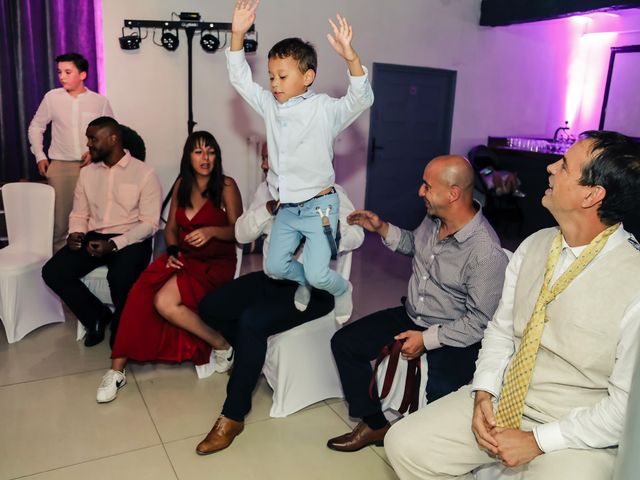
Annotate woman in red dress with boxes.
[96,131,242,403]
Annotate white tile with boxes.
[0,311,111,387]
[18,446,176,480]
[132,362,280,443]
[0,371,160,479]
[165,406,397,480]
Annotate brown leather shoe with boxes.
[196,416,244,455]
[327,421,390,452]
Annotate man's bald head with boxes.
[428,155,474,194]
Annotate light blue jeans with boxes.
[265,192,348,296]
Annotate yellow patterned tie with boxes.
[494,223,619,429]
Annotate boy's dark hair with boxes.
[268,38,317,74]
[88,116,122,140]
[177,131,225,209]
[579,130,640,226]
[55,52,89,74]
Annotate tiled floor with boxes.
[0,233,412,480]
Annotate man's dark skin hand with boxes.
[67,232,85,251]
[86,239,116,258]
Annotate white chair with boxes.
[195,246,243,378]
[377,352,429,423]
[77,230,165,340]
[261,251,353,418]
[0,183,64,343]
[76,266,113,341]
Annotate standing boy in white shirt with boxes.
[28,52,113,251]
[228,0,373,323]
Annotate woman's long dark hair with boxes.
[177,131,225,209]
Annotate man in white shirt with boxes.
[28,52,113,251]
[384,130,640,480]
[195,145,364,455]
[42,117,161,348]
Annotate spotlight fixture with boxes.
[119,27,141,50]
[243,31,258,53]
[200,31,220,53]
[161,29,179,51]
[179,12,201,21]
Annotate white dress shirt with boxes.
[472,225,640,453]
[235,182,364,274]
[226,48,374,203]
[68,151,162,250]
[28,87,113,162]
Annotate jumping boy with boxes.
[28,52,114,252]
[228,0,374,322]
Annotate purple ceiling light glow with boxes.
[564,13,622,131]
[92,0,106,95]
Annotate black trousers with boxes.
[331,306,481,426]
[42,239,151,334]
[199,270,334,422]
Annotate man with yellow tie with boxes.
[384,130,640,480]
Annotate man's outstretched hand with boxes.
[347,210,388,237]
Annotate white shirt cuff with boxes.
[533,421,568,453]
[382,223,401,250]
[470,374,502,400]
[225,47,245,63]
[255,204,273,225]
[348,65,369,82]
[422,325,442,350]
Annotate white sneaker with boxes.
[294,284,312,311]
[214,347,235,373]
[96,369,127,403]
[335,282,354,325]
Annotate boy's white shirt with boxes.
[226,48,374,204]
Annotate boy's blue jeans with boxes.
[265,191,348,297]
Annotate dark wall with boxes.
[480,0,640,26]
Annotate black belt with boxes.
[279,187,337,208]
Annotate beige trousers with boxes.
[46,160,82,252]
[384,385,616,480]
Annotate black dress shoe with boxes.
[84,310,112,347]
[327,422,390,452]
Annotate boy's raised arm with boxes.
[327,14,365,77]
[231,0,260,51]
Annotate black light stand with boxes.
[123,19,255,135]
[121,17,256,219]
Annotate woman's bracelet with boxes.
[167,245,180,257]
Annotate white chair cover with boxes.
[0,183,64,343]
[76,266,113,341]
[377,353,428,422]
[261,251,353,417]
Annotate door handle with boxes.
[370,138,384,164]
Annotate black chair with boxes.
[467,145,523,234]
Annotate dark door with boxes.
[365,63,456,229]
